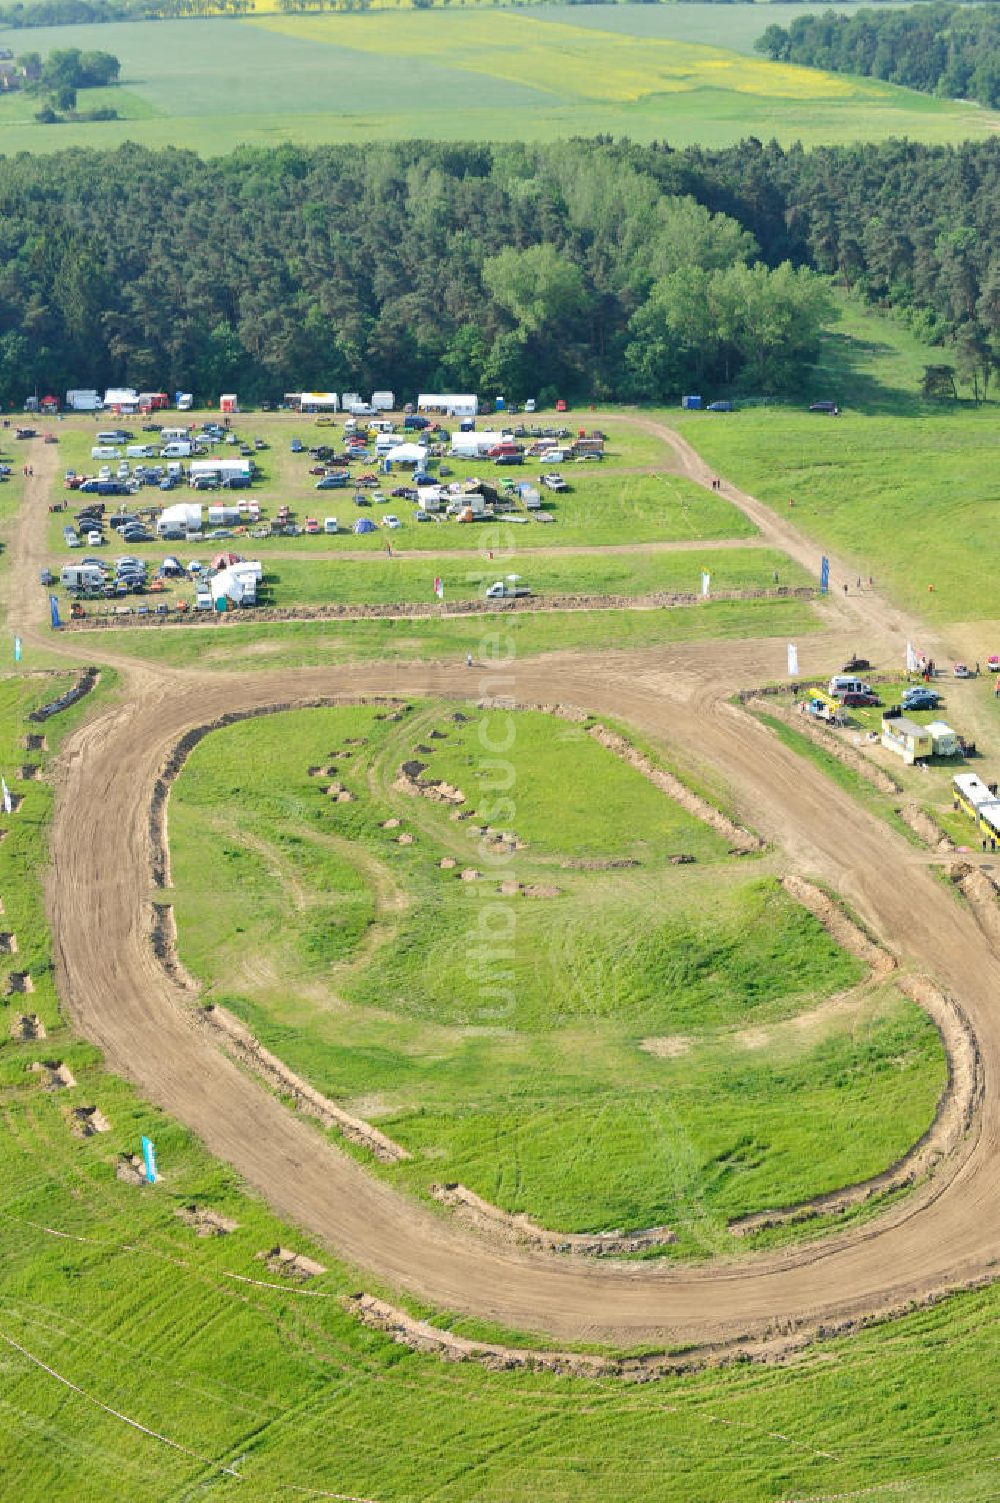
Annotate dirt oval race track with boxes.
[16,419,1000,1355]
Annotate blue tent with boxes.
[353,516,377,534]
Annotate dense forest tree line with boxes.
[756,4,1000,109]
[0,0,953,28]
[0,137,994,407]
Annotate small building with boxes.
[372,390,394,411]
[881,715,933,765]
[926,721,960,758]
[219,394,238,414]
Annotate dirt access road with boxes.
[14,419,1000,1356]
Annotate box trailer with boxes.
[66,389,101,412]
[372,390,395,411]
[219,394,238,414]
[175,392,194,411]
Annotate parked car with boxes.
[901,688,941,711]
[303,518,320,535]
[324,517,339,534]
[953,663,973,679]
[841,691,880,708]
[316,474,348,489]
[809,400,840,415]
[382,514,402,529]
[86,530,104,546]
[290,437,303,453]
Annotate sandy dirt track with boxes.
[13,421,1000,1354]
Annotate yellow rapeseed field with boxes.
[253,9,863,103]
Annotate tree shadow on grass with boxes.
[807,328,928,417]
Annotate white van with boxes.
[324,517,338,534]
[162,441,193,459]
[97,430,128,444]
[161,427,189,442]
[126,444,155,459]
[828,675,872,699]
[91,446,121,460]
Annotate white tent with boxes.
[386,443,427,466]
[157,502,202,535]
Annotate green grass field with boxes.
[254,546,800,608]
[166,702,943,1245]
[72,594,822,669]
[670,301,1000,628]
[0,9,995,154]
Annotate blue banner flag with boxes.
[820,556,830,594]
[13,636,21,663]
[141,1136,158,1184]
[49,596,61,630]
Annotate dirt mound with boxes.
[394,762,466,807]
[115,1154,148,1186]
[203,1005,409,1164]
[27,666,99,723]
[345,1294,759,1378]
[430,1183,674,1256]
[72,1105,110,1137]
[900,804,955,852]
[149,903,198,991]
[948,862,1000,937]
[11,1013,45,1041]
[177,1205,238,1237]
[782,876,895,978]
[259,1246,326,1282]
[29,1060,76,1089]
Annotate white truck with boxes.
[485,579,531,599]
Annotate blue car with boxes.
[901,688,940,711]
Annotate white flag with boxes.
[434,576,444,600]
[906,641,918,673]
[1,777,11,815]
[787,643,799,677]
[701,571,710,598]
